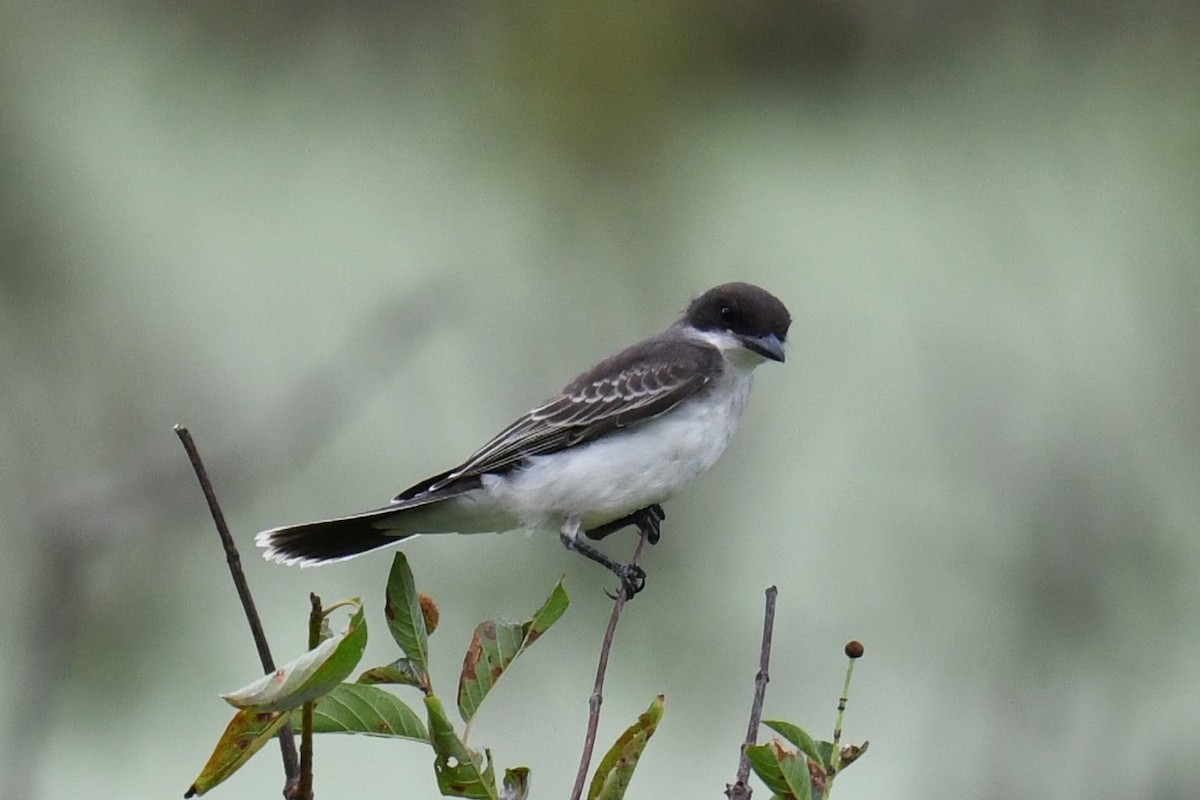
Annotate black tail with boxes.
[255,508,416,566]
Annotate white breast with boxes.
[484,366,756,531]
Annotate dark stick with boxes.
[726,585,779,800]
[295,593,322,800]
[567,528,652,800]
[174,425,300,796]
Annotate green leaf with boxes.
[385,553,430,675]
[587,694,664,800]
[223,598,366,712]
[425,694,498,799]
[457,578,570,723]
[289,683,427,742]
[746,740,813,800]
[746,744,787,796]
[777,747,813,800]
[185,708,290,797]
[814,740,835,772]
[763,719,823,766]
[357,657,431,693]
[500,767,530,800]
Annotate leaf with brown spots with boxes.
[457,578,569,724]
[185,707,289,796]
[587,694,664,800]
[222,598,366,712]
[763,719,823,767]
[745,738,813,800]
[426,694,499,799]
[500,767,530,800]
[187,601,371,795]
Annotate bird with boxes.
[256,282,791,597]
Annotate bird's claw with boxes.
[610,563,646,599]
[620,563,647,596]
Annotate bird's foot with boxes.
[561,526,648,599]
[611,562,646,599]
[584,504,666,545]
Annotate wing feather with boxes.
[392,335,722,501]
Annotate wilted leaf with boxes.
[356,657,431,693]
[587,694,664,800]
[223,598,366,712]
[385,553,430,675]
[418,592,441,635]
[745,744,784,794]
[457,578,569,723]
[776,744,813,800]
[426,694,498,800]
[835,740,869,772]
[290,683,427,742]
[763,719,823,766]
[185,708,289,797]
[746,739,813,800]
[500,767,530,800]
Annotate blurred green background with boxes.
[2,2,1199,798]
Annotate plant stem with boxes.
[295,593,322,800]
[726,585,778,800]
[568,529,651,800]
[830,657,856,776]
[174,425,300,796]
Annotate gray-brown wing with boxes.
[393,335,722,500]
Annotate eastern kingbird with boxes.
[257,282,790,596]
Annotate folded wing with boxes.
[393,335,723,501]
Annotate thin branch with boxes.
[174,425,300,797]
[4,286,453,800]
[294,593,323,800]
[726,585,779,800]
[568,529,652,800]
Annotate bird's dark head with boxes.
[682,282,791,363]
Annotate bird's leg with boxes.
[560,521,646,597]
[583,504,665,545]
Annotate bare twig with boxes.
[726,585,779,800]
[294,593,323,800]
[568,529,652,800]
[174,425,301,797]
[3,285,454,800]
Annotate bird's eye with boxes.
[719,305,736,324]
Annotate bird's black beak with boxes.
[741,333,786,363]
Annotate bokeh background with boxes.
[2,2,1199,798]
